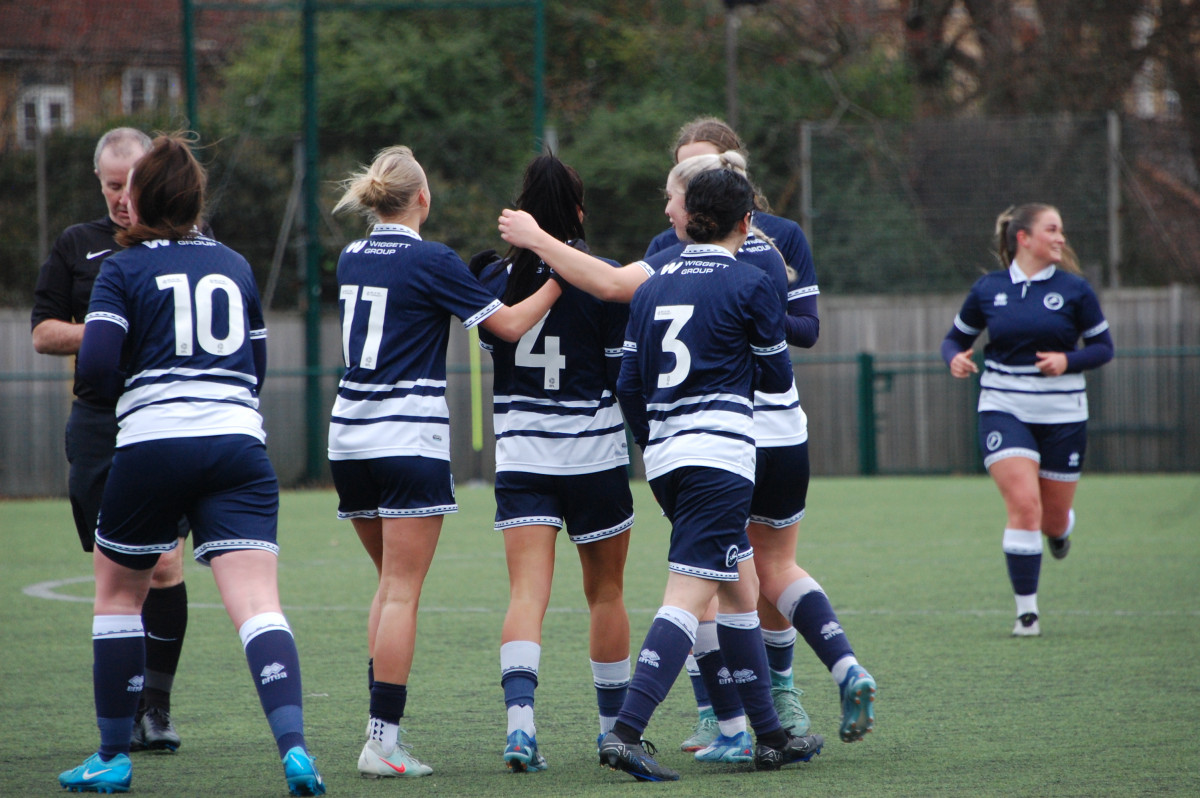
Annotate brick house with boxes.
[0,0,244,151]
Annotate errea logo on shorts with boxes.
[260,662,288,684]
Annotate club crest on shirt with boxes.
[993,293,1008,307]
[1043,292,1064,311]
[986,431,1003,451]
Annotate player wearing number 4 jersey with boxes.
[328,145,561,778]
[472,155,633,774]
[64,134,323,796]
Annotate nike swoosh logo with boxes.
[382,759,406,774]
[81,766,113,779]
[86,250,112,259]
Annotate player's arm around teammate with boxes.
[327,146,561,779]
[942,203,1113,637]
[599,169,821,783]
[61,134,324,796]
[472,155,634,773]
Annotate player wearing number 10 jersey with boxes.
[69,133,324,796]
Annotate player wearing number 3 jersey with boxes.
[328,145,561,777]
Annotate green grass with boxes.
[2,475,1198,797]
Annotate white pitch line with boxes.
[21,575,1200,617]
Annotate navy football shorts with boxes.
[649,466,755,582]
[493,466,634,544]
[331,455,457,519]
[750,442,809,528]
[978,411,1088,482]
[95,435,278,568]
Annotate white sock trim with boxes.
[591,658,631,688]
[718,716,748,736]
[830,655,859,685]
[693,620,719,657]
[92,614,144,639]
[715,610,760,631]
[507,703,535,736]
[1002,528,1043,555]
[238,612,290,647]
[655,605,699,644]
[1015,593,1039,617]
[776,576,823,620]
[761,627,797,647]
[500,640,541,680]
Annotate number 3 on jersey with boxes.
[515,313,566,390]
[339,285,388,369]
[655,304,693,388]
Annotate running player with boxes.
[471,155,633,773]
[942,203,1113,636]
[328,145,562,778]
[61,133,324,796]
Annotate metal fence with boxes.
[4,286,1198,498]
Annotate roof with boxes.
[0,0,248,64]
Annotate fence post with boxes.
[857,352,878,476]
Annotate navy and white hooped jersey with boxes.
[85,233,266,447]
[477,253,630,475]
[647,211,820,343]
[642,235,807,449]
[951,263,1111,424]
[617,243,793,482]
[329,223,503,461]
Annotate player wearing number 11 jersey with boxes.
[328,146,561,778]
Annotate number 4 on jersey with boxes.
[515,314,566,390]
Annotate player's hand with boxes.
[1035,351,1067,376]
[949,348,978,378]
[498,209,543,249]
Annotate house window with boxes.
[17,85,73,148]
[123,69,180,114]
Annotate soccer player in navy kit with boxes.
[648,118,824,750]
[594,168,823,781]
[31,127,190,753]
[943,204,1113,636]
[328,146,562,778]
[471,155,634,773]
[60,134,324,796]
